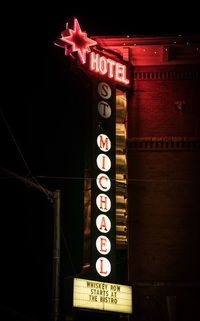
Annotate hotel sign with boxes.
[89,51,130,85]
[73,278,132,314]
[55,16,132,315]
[54,17,131,87]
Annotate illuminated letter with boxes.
[96,154,111,172]
[97,134,111,152]
[96,214,111,233]
[115,63,129,85]
[96,173,111,191]
[121,64,130,84]
[96,235,111,254]
[96,193,111,212]
[96,257,111,277]
[107,59,115,79]
[90,52,100,72]
[99,56,107,75]
[98,82,111,99]
[100,237,107,252]
[98,101,111,118]
[101,154,106,169]
[115,63,123,82]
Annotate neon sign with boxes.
[95,82,114,278]
[55,15,133,315]
[54,17,97,64]
[54,17,130,86]
[90,52,130,85]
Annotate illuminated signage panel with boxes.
[54,18,131,87]
[55,18,132,312]
[73,278,132,314]
[90,52,130,85]
[91,80,116,280]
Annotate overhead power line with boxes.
[0,166,53,201]
[0,108,50,199]
[0,165,61,321]
[35,175,197,184]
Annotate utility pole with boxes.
[52,189,61,321]
[0,166,61,321]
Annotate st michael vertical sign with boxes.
[54,17,131,283]
[91,79,117,281]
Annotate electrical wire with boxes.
[0,108,197,187]
[0,108,51,201]
[36,175,197,184]
[0,174,197,184]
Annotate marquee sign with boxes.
[73,278,132,314]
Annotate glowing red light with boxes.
[54,18,97,64]
[89,52,130,85]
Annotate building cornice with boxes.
[127,137,200,151]
[92,35,200,66]
[92,35,200,47]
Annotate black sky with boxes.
[1,2,200,321]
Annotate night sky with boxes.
[1,3,199,321]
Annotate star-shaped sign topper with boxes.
[54,17,97,64]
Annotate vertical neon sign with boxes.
[54,17,131,282]
[91,80,116,281]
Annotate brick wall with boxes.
[128,150,200,281]
[128,68,200,137]
[127,70,200,321]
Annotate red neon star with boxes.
[54,18,97,64]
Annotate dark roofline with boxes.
[91,34,200,46]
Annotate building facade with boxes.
[92,35,200,321]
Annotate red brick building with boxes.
[92,34,200,321]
